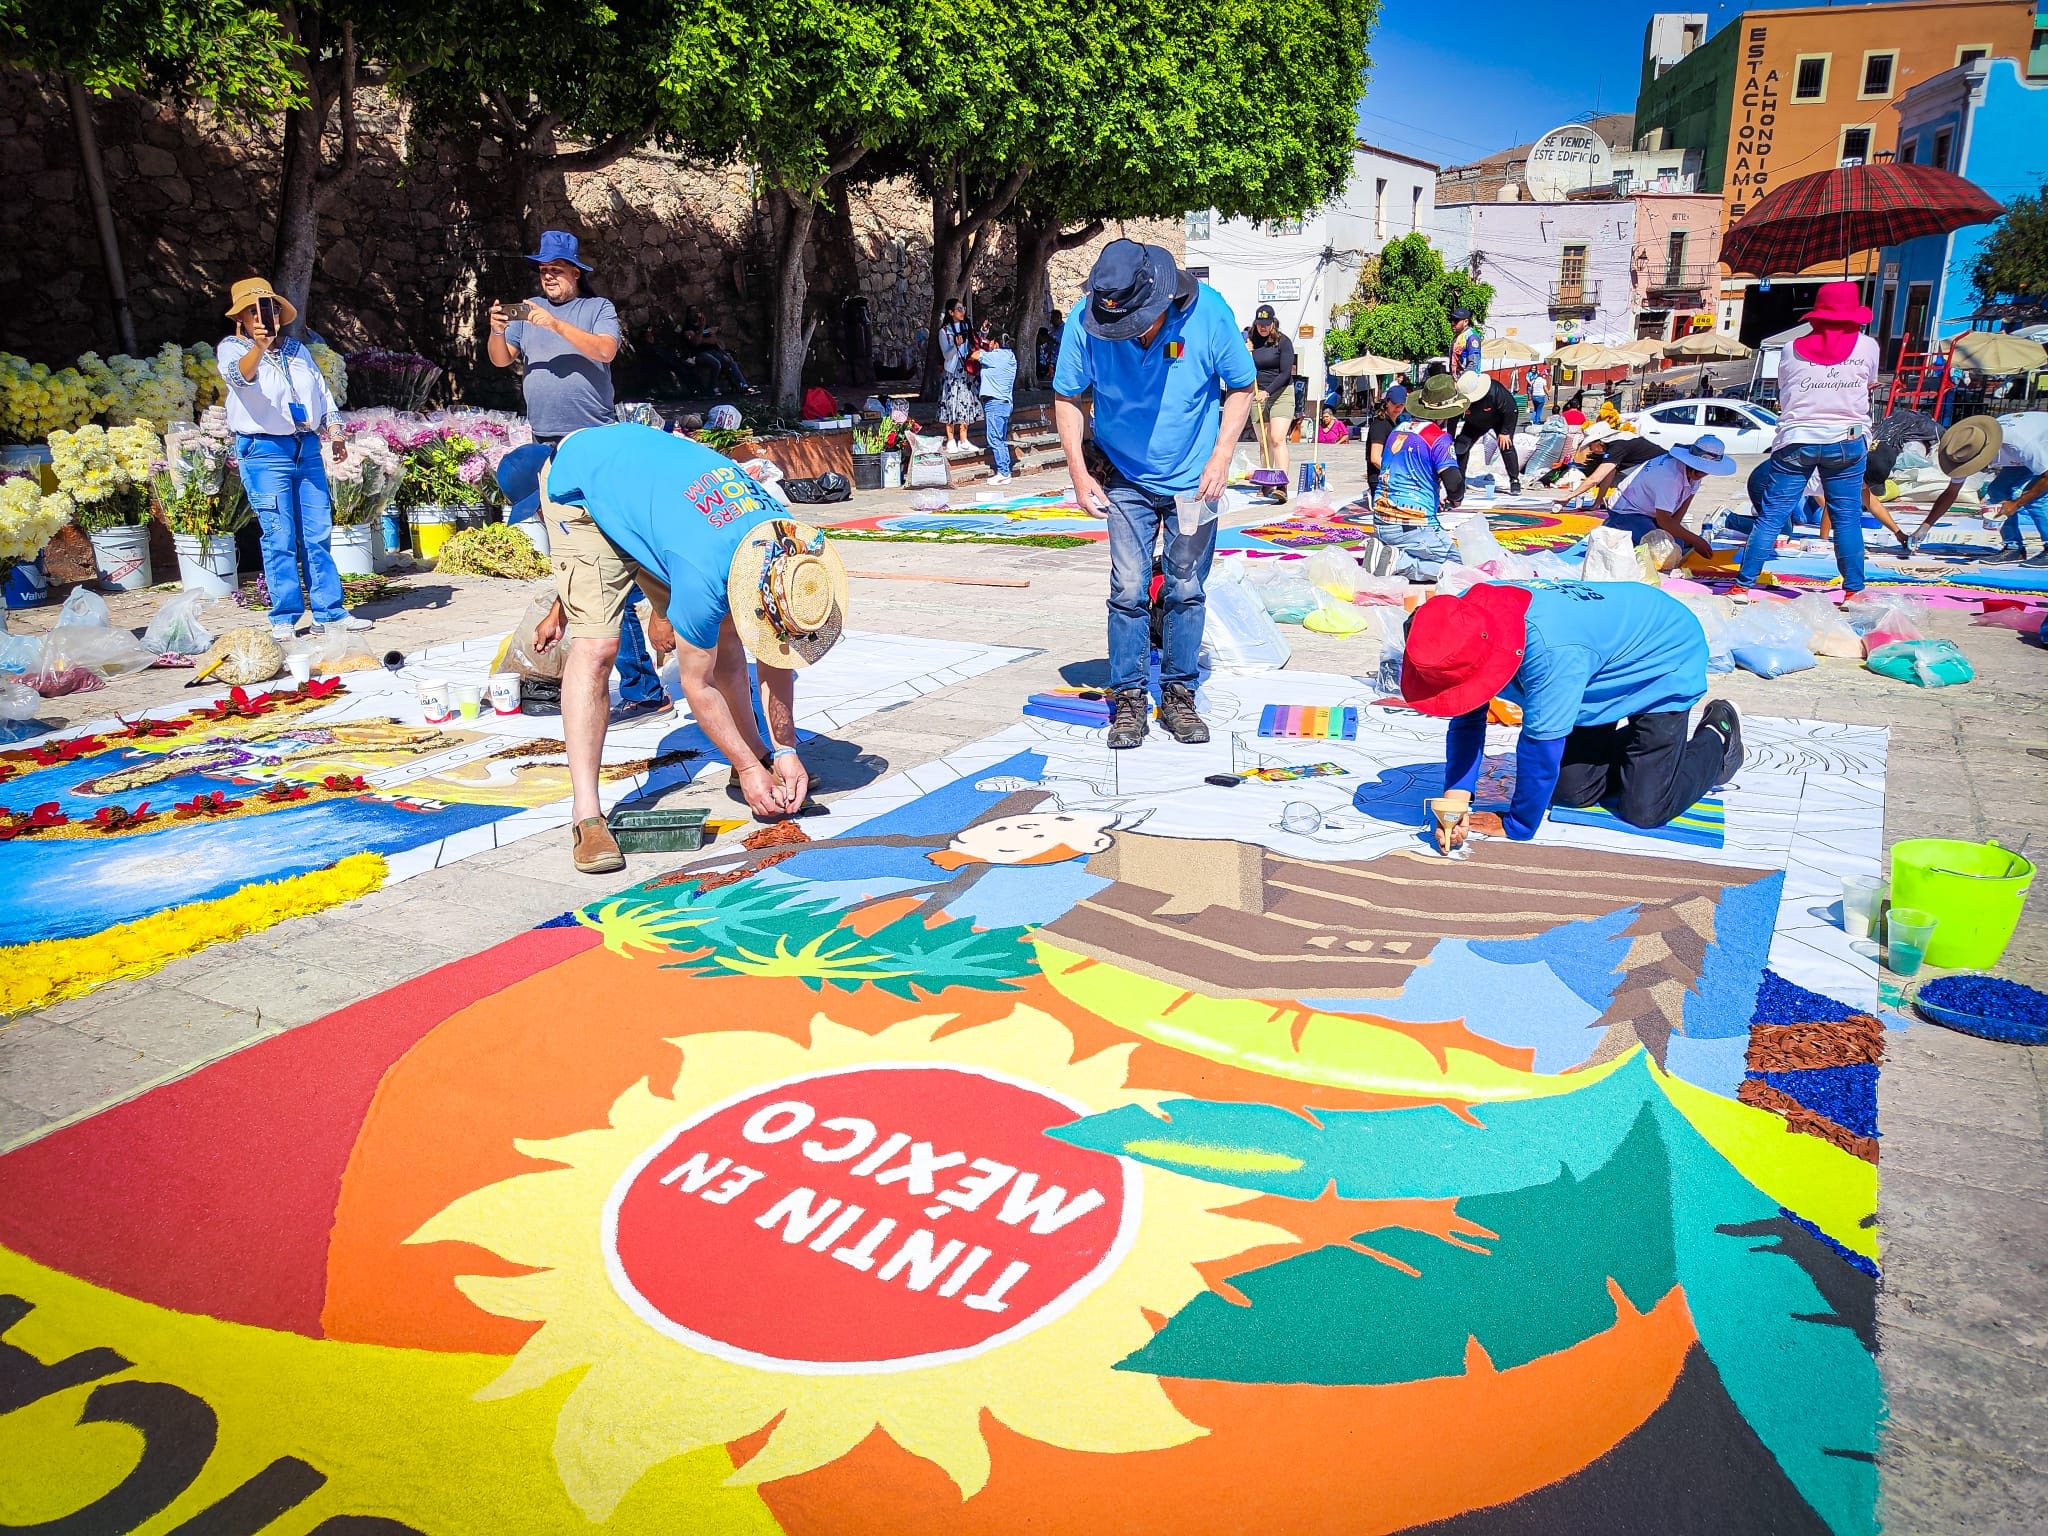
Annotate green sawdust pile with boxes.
[434,523,550,578]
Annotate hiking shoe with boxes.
[571,816,625,874]
[1984,547,2026,564]
[1107,689,1149,749]
[2023,550,2048,568]
[1702,699,1743,784]
[1157,682,1210,745]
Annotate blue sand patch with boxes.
[1471,906,1638,1014]
[536,911,581,929]
[1752,1065,1880,1140]
[1778,1207,1881,1278]
[1665,1033,1751,1097]
[1752,968,1861,1025]
[1685,872,1785,1040]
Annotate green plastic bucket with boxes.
[1889,838,2034,969]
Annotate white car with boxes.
[1629,398,1779,456]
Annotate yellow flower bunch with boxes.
[184,342,226,409]
[49,422,160,513]
[0,474,74,564]
[309,341,348,407]
[0,353,98,442]
[78,344,198,432]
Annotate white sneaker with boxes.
[316,614,373,635]
[270,622,297,643]
[987,473,1012,484]
[1358,537,1400,578]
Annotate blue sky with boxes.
[1356,2,1796,166]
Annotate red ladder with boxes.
[1885,346,1955,419]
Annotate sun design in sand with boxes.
[411,1007,1291,1520]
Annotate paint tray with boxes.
[606,803,709,853]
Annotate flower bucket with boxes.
[376,510,405,571]
[851,451,887,491]
[172,532,238,597]
[511,513,550,556]
[331,522,376,578]
[410,505,455,561]
[88,524,154,592]
[3,554,47,609]
[881,450,904,488]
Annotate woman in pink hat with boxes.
[1734,281,1878,596]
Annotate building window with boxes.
[2033,28,2048,81]
[1898,138,1917,165]
[1374,178,1388,241]
[1665,229,1689,285]
[1409,185,1422,232]
[1793,54,1830,102]
[1931,128,1952,170]
[1259,217,1302,238]
[1184,210,1211,242]
[1860,51,1896,98]
[1840,127,1873,166]
[1558,243,1588,300]
[1957,45,1988,68]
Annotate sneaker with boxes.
[1358,537,1401,578]
[610,697,669,724]
[987,473,1012,484]
[571,816,625,874]
[270,622,297,643]
[1701,699,1743,784]
[1107,689,1149,750]
[2024,551,2048,568]
[316,614,373,634]
[1156,682,1210,745]
[1984,547,2027,564]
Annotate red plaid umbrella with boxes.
[1720,162,2004,277]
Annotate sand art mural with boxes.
[0,675,1888,1533]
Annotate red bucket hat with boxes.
[1400,583,1534,718]
[1801,280,1872,329]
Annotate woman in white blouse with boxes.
[215,278,369,641]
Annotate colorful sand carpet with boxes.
[0,631,1027,1012]
[0,675,1886,1533]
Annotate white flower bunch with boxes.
[0,474,73,564]
[79,344,199,432]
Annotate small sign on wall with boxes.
[1297,325,1316,338]
[1257,278,1302,303]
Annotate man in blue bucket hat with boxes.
[1601,432,1735,561]
[1053,239,1256,751]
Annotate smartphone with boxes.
[498,299,531,324]
[256,296,280,333]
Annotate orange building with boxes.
[1634,1,2042,339]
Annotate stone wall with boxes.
[2,72,1178,398]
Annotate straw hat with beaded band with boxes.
[727,518,849,669]
[224,276,297,327]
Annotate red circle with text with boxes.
[607,1066,1130,1369]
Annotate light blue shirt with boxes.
[544,424,780,650]
[1052,284,1257,495]
[1605,453,1696,543]
[216,336,337,436]
[1500,581,1708,739]
[977,346,1018,402]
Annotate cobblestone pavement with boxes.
[3,441,2043,1531]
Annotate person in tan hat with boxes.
[494,424,848,873]
[1905,415,2013,549]
[215,276,370,642]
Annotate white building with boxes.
[1183,141,1439,387]
[1433,199,1640,353]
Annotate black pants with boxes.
[1552,709,1725,828]
[1456,432,1521,491]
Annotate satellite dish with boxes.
[1524,125,1612,203]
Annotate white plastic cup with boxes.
[418,679,452,724]
[1174,493,1219,538]
[487,672,522,716]
[285,652,312,687]
[1839,873,1885,940]
[453,682,483,720]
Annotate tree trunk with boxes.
[270,11,358,334]
[1009,215,1102,389]
[64,74,137,355]
[918,163,1033,396]
[765,188,816,412]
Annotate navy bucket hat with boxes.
[1081,239,1197,341]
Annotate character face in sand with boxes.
[930,811,1118,870]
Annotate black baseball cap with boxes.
[1451,307,1473,322]
[1082,239,1197,341]
[1254,304,1278,325]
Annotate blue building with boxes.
[1877,55,2048,362]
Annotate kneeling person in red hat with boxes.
[1401,581,1743,849]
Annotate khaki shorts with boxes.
[1261,385,1296,426]
[539,461,671,640]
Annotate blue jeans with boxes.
[1738,439,1867,593]
[1376,521,1458,581]
[1531,399,1546,424]
[1985,466,2048,549]
[982,399,1012,475]
[236,432,344,624]
[616,584,668,705]
[1106,479,1214,694]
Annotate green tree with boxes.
[1971,183,2048,306]
[1326,231,1493,367]
[0,0,303,349]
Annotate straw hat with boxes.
[726,518,849,669]
[223,277,297,326]
[1938,415,2004,477]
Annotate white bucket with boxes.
[89,524,153,592]
[881,451,904,488]
[173,532,238,597]
[330,522,375,577]
[487,672,522,715]
[511,513,550,556]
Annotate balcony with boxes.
[1643,264,1719,304]
[1548,280,1601,315]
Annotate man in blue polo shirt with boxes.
[496,426,849,873]
[1400,580,1743,850]
[1054,240,1256,749]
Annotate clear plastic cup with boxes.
[1839,873,1885,940]
[1885,906,1938,978]
[1174,493,1219,538]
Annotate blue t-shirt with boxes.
[1375,419,1457,531]
[1051,284,1257,495]
[506,294,620,438]
[1500,581,1708,739]
[977,346,1018,403]
[545,424,780,650]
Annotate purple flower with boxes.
[457,454,488,485]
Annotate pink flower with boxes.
[458,454,488,484]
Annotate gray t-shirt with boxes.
[506,293,620,438]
